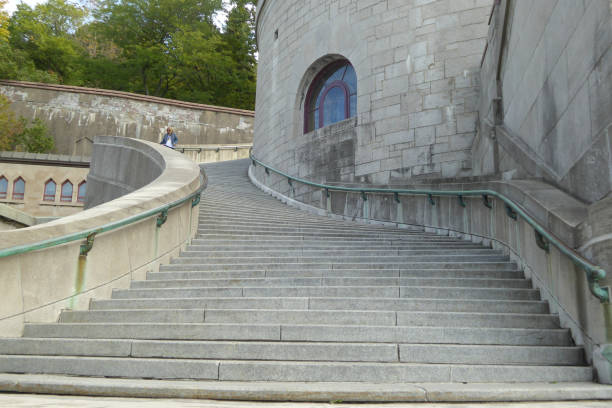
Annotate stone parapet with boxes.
[0,137,202,337]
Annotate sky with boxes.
[3,0,44,15]
[2,0,233,29]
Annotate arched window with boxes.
[43,179,56,201]
[77,181,87,203]
[12,177,25,200]
[0,176,7,199]
[61,180,73,202]
[304,60,357,133]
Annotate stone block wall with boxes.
[475,0,612,204]
[254,0,492,186]
[0,81,254,157]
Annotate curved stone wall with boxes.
[0,80,254,156]
[254,0,492,185]
[0,137,202,337]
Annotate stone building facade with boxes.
[253,0,493,185]
[476,0,612,204]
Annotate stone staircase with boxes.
[0,159,593,384]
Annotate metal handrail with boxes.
[0,175,207,259]
[250,152,610,303]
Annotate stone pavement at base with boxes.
[0,395,611,408]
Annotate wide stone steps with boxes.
[88,297,547,313]
[0,356,592,382]
[56,308,558,329]
[161,261,519,272]
[179,249,502,257]
[109,286,540,300]
[129,276,531,289]
[148,268,526,280]
[21,323,573,345]
[0,339,584,366]
[0,159,593,389]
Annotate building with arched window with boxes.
[60,180,73,202]
[253,0,493,188]
[0,152,89,226]
[0,176,7,199]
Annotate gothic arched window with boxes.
[77,181,87,203]
[304,60,357,133]
[61,180,73,202]
[13,177,25,200]
[43,179,56,201]
[0,176,7,199]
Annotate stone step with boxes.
[198,219,418,231]
[59,308,558,328]
[170,255,510,265]
[111,286,539,300]
[23,323,572,346]
[190,238,480,245]
[130,277,531,290]
[149,268,525,280]
[0,339,584,366]
[90,296,548,314]
[195,231,466,240]
[186,243,486,251]
[179,249,501,257]
[159,261,518,271]
[0,355,592,382]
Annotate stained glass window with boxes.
[304,60,357,133]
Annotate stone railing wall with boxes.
[0,80,254,157]
[250,162,612,383]
[0,137,203,337]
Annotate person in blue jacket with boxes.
[161,127,178,149]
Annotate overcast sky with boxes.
[3,0,44,14]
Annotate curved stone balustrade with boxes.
[0,137,203,337]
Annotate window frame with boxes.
[0,176,7,199]
[318,81,350,129]
[12,177,25,200]
[303,60,356,134]
[60,180,73,202]
[43,179,57,202]
[77,181,87,203]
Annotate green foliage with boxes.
[0,0,257,110]
[14,118,55,153]
[0,95,54,153]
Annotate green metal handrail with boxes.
[250,153,610,303]
[0,174,207,259]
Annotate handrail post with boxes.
[482,194,492,208]
[458,195,466,208]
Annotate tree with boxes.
[8,0,87,83]
[0,95,54,153]
[95,0,223,97]
[0,0,9,43]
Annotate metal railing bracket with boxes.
[157,209,168,227]
[79,232,96,257]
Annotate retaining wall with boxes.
[0,137,203,337]
[0,81,254,157]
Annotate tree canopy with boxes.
[0,0,257,110]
